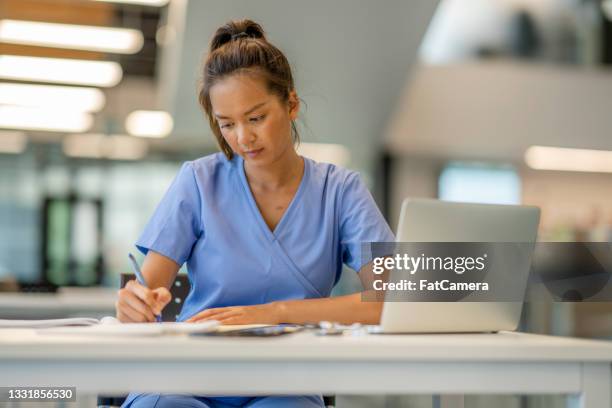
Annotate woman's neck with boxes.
[244,148,303,191]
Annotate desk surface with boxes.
[1,329,612,363]
[2,330,612,406]
[0,287,116,318]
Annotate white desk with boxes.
[0,287,116,319]
[0,330,610,408]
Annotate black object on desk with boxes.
[18,282,59,293]
[192,325,303,337]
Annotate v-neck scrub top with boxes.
[135,152,395,321]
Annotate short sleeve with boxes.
[135,162,203,266]
[339,172,395,272]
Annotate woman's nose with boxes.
[236,125,256,146]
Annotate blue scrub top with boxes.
[136,152,394,321]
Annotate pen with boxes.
[128,253,162,322]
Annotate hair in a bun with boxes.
[198,19,298,160]
[209,19,266,52]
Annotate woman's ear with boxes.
[288,90,299,120]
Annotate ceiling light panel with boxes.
[0,19,144,54]
[0,131,27,154]
[106,134,149,160]
[0,106,93,133]
[525,145,612,173]
[63,133,105,159]
[125,110,173,138]
[63,133,148,160]
[0,83,105,112]
[0,55,122,87]
[92,0,170,6]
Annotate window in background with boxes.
[439,162,521,205]
[43,196,103,286]
[102,162,181,286]
[71,199,103,285]
[44,198,70,285]
[0,152,190,288]
[0,153,40,283]
[43,162,182,287]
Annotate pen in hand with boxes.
[128,253,163,323]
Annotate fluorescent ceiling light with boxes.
[92,0,170,6]
[63,133,106,159]
[0,105,93,133]
[125,110,173,138]
[63,133,148,160]
[297,142,351,167]
[525,145,612,173]
[107,134,149,160]
[0,19,143,54]
[0,55,122,87]
[0,131,27,154]
[0,83,105,112]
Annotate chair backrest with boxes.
[120,273,190,322]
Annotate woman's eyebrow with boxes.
[243,101,268,115]
[214,101,268,120]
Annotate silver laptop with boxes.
[376,198,540,333]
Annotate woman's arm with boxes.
[275,260,389,324]
[274,291,382,325]
[116,251,180,322]
[186,261,386,325]
[140,250,181,289]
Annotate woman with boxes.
[118,19,394,408]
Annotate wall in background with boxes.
[521,168,612,240]
[388,155,612,240]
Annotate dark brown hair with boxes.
[198,19,298,160]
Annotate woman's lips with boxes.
[245,148,264,158]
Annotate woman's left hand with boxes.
[185,302,282,324]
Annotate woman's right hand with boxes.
[115,279,172,323]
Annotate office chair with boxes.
[98,274,335,408]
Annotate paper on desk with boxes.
[36,320,220,337]
[0,317,100,328]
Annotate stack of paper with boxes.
[0,317,102,328]
[37,320,220,336]
[0,317,219,336]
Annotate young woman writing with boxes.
[117,19,394,408]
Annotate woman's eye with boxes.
[249,115,265,123]
[220,123,233,129]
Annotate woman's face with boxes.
[210,73,299,166]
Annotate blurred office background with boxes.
[0,0,611,407]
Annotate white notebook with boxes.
[0,317,107,328]
[37,320,220,337]
[0,317,219,336]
